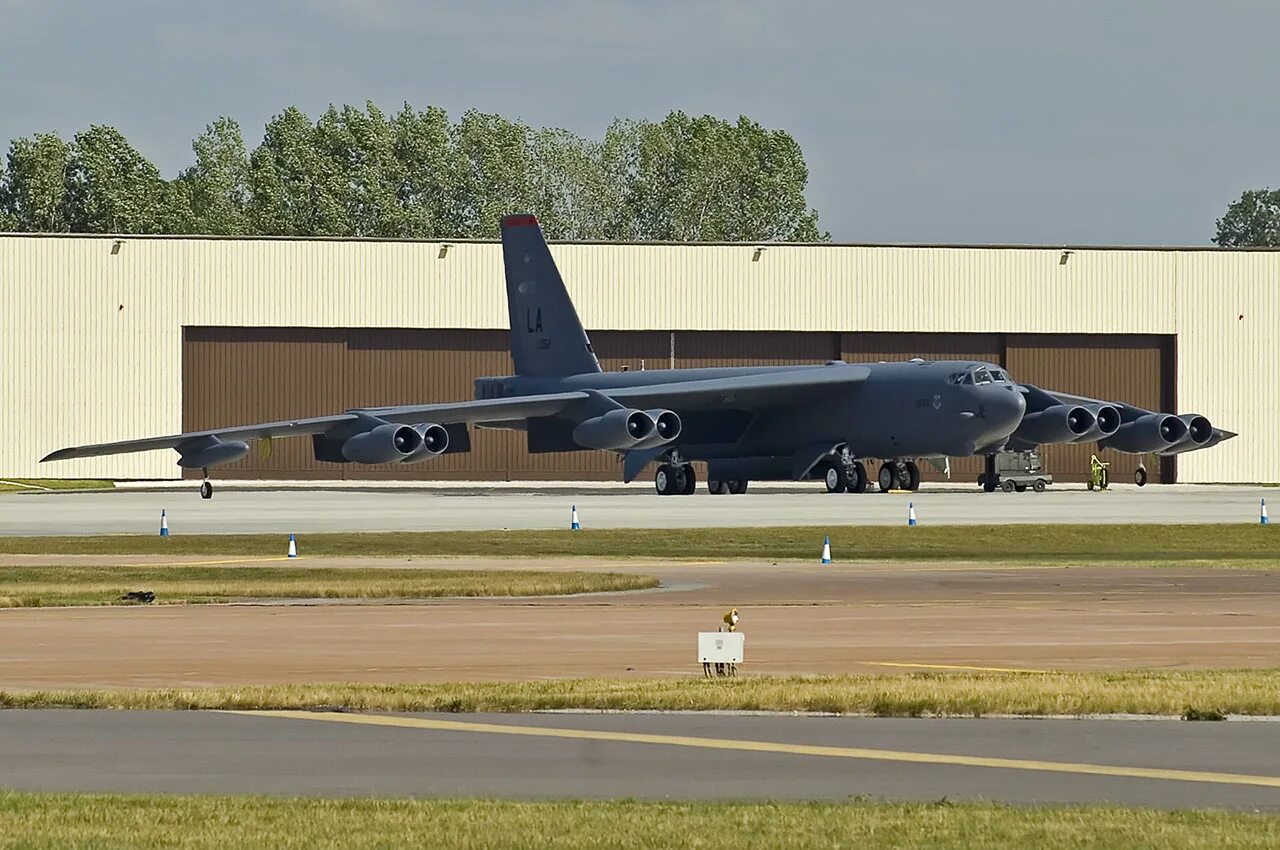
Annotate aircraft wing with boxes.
[41,393,589,462]
[41,369,871,464]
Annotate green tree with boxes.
[64,125,167,233]
[323,102,407,237]
[0,132,73,232]
[528,127,608,240]
[619,112,824,242]
[391,104,463,238]
[1213,189,1280,247]
[248,106,349,236]
[169,117,250,235]
[451,110,537,237]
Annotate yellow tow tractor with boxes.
[1087,454,1111,491]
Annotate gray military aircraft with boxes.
[42,214,1235,497]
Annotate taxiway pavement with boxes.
[2,710,1278,809]
[0,484,1271,535]
[2,559,1277,687]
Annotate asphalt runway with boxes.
[3,558,1277,687]
[2,710,1278,808]
[0,484,1271,535]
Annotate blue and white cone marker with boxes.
[908,501,918,527]
[287,533,298,558]
[159,509,169,537]
[1263,498,1270,526]
[571,505,581,531]
[820,535,832,565]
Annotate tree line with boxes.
[0,104,825,242]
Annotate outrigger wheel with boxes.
[200,468,214,500]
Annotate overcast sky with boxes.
[2,0,1277,244]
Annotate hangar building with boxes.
[1,233,1275,485]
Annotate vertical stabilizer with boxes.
[501,214,601,377]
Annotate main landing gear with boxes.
[876,460,920,493]
[199,468,214,500]
[814,457,869,493]
[655,462,697,496]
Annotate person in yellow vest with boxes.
[722,608,739,632]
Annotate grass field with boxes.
[0,524,1276,564]
[0,794,1275,850]
[0,566,657,607]
[5,669,1277,717]
[0,479,113,493]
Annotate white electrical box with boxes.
[698,631,745,664]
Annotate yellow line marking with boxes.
[862,662,1053,674]
[141,557,297,567]
[225,710,1280,789]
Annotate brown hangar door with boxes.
[181,327,842,481]
[1004,334,1176,484]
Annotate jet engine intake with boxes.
[340,422,425,464]
[572,408,655,450]
[1013,404,1095,445]
[1098,413,1188,454]
[1070,404,1121,442]
[633,409,682,448]
[1159,415,1214,455]
[399,423,450,462]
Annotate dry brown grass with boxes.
[4,669,1277,717]
[0,794,1275,850]
[0,565,657,607]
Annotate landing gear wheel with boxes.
[878,462,900,493]
[680,463,697,495]
[199,480,214,500]
[707,479,730,495]
[1001,479,1016,493]
[818,460,848,493]
[655,464,675,496]
[846,461,868,493]
[901,461,921,491]
[1033,479,1047,493]
[728,480,749,495]
[1134,467,1148,487]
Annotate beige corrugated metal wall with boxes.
[1,234,1275,482]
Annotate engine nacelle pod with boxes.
[633,409,682,448]
[1159,415,1214,455]
[176,436,251,468]
[400,423,450,462]
[1099,413,1188,454]
[1070,404,1121,442]
[341,422,425,464]
[1013,404,1095,445]
[572,409,655,450]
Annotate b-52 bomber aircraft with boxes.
[42,214,1235,497]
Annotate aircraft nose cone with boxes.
[980,384,1026,443]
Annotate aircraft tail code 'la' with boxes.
[500,214,602,378]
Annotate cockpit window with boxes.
[947,372,966,385]
[974,368,993,385]
[989,369,1006,382]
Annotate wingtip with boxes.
[40,450,69,463]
